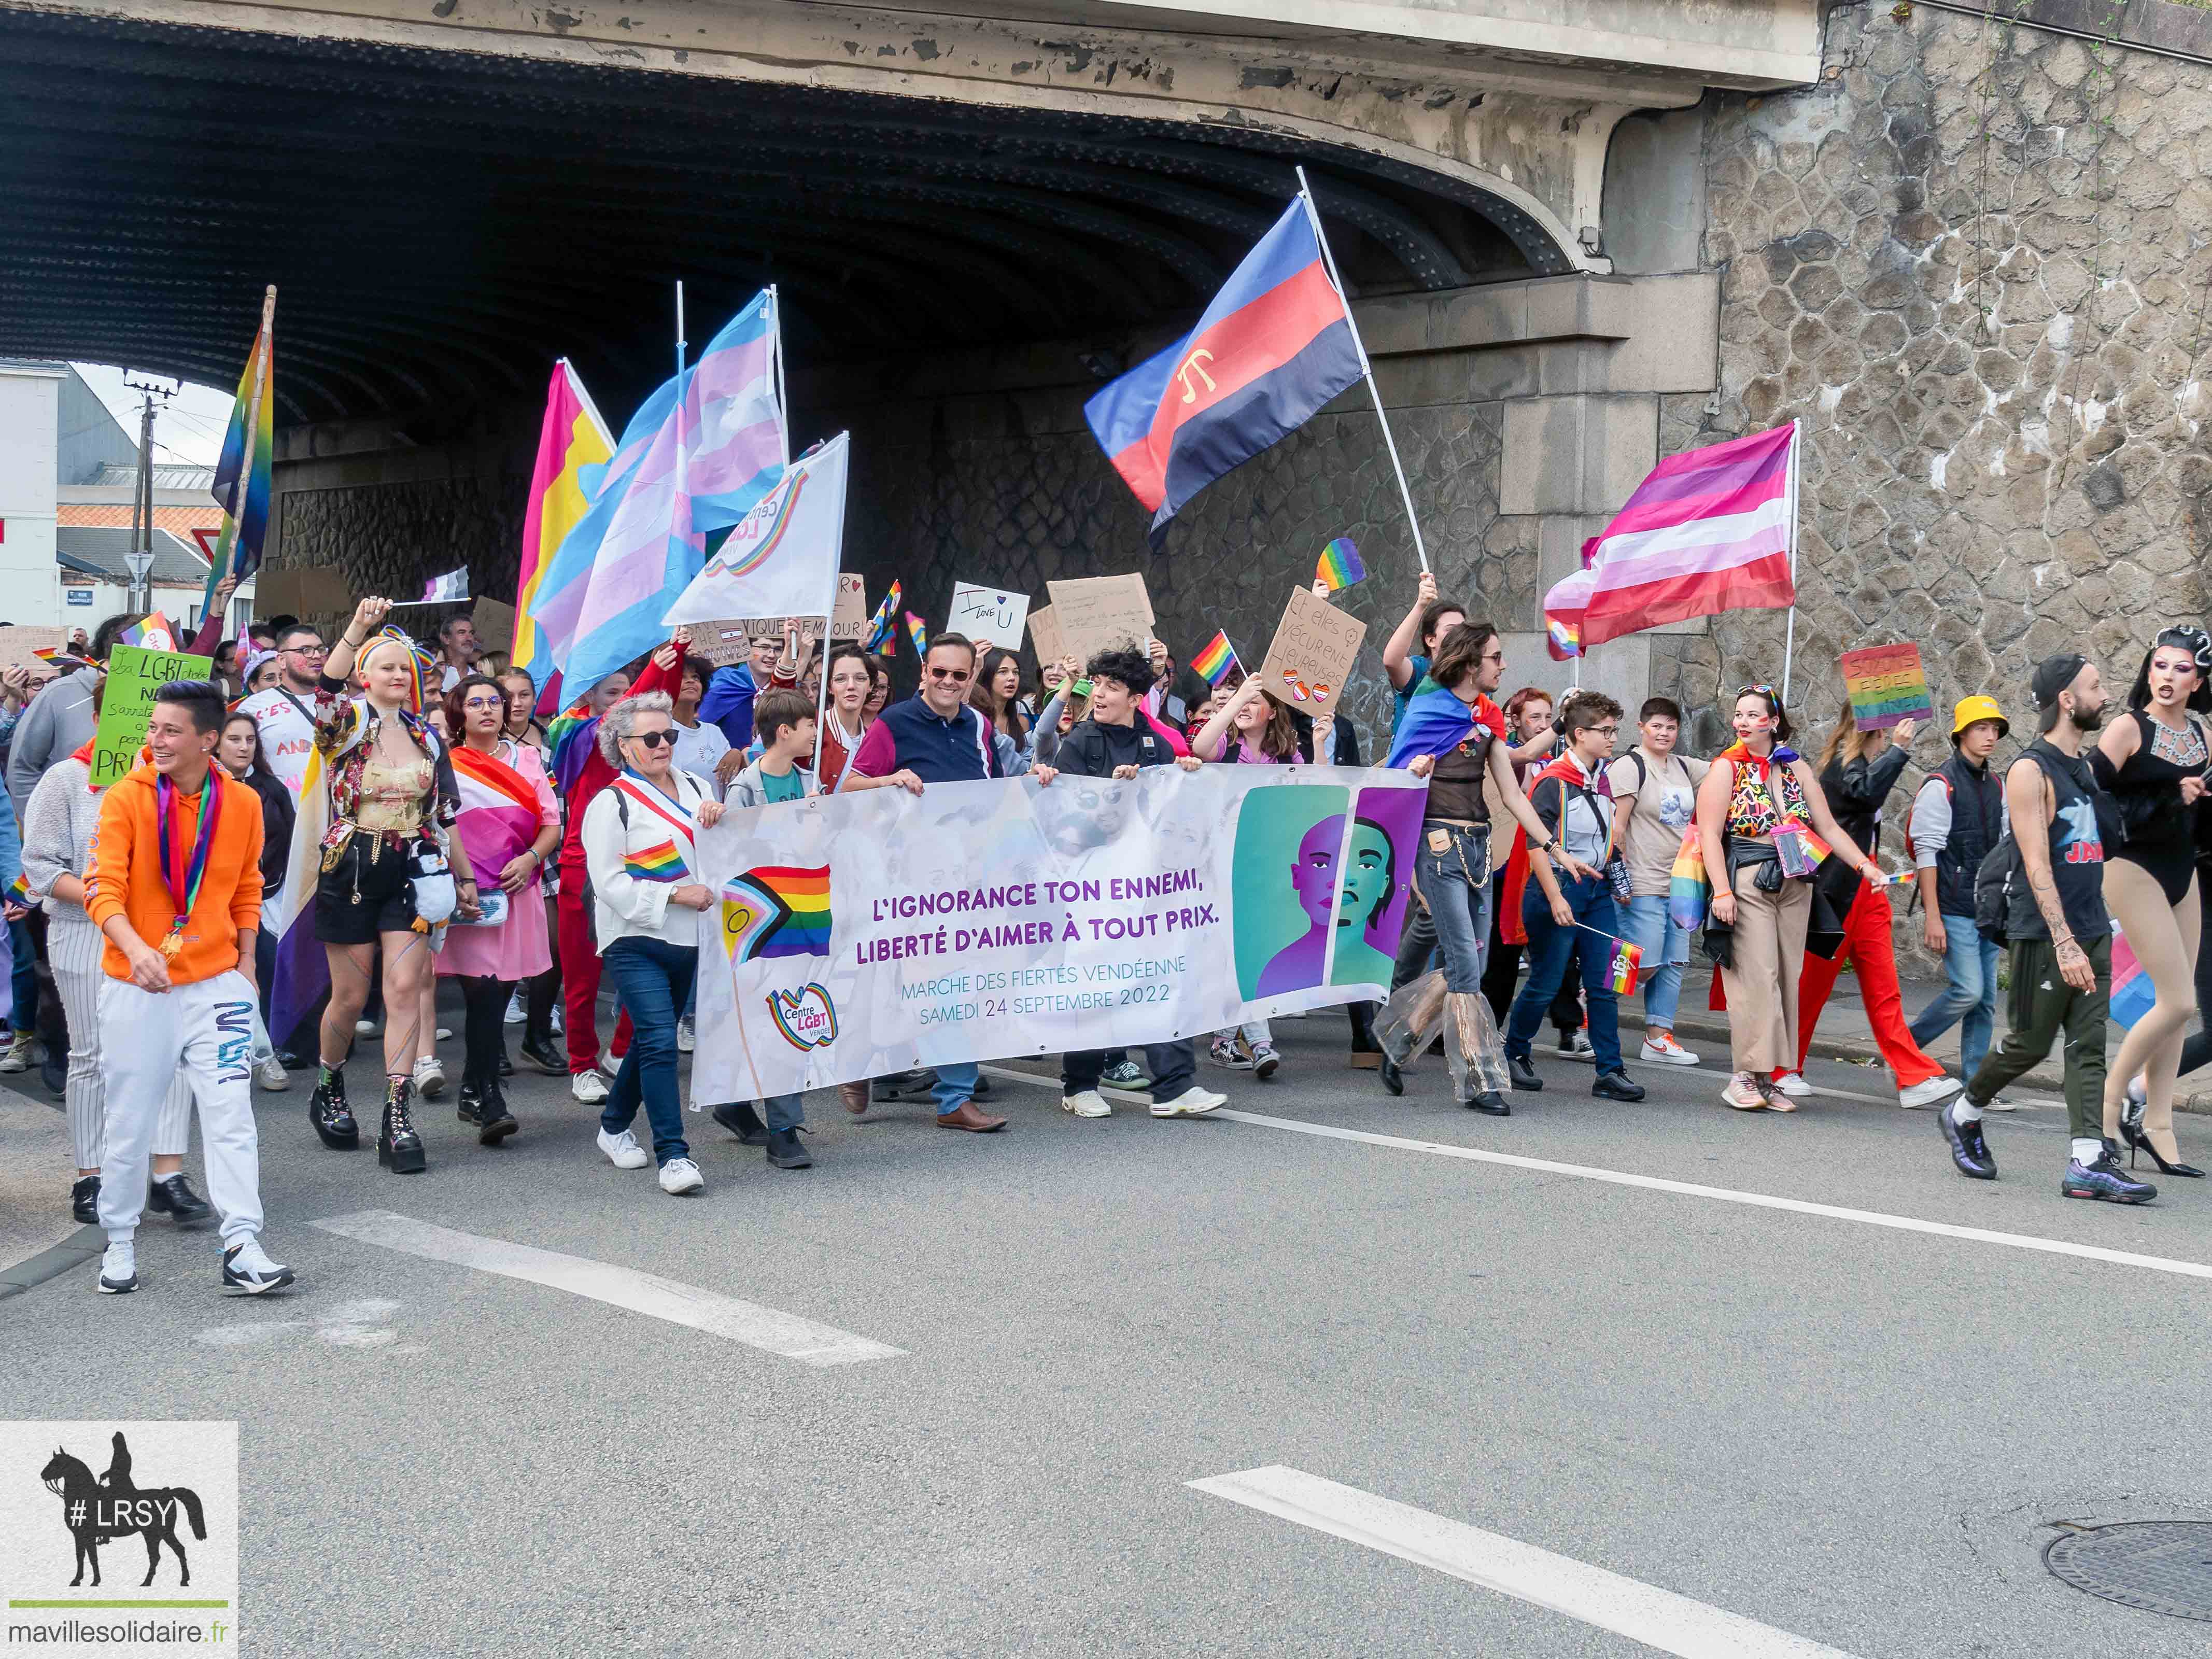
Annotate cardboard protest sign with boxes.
[89,645,214,790]
[948,581,1030,651]
[1841,642,1933,730]
[690,621,808,669]
[0,627,70,673]
[1027,605,1066,670]
[1257,585,1366,713]
[470,596,515,654]
[1046,573,1153,665]
[830,572,868,641]
[255,567,354,617]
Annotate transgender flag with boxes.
[1579,421,1800,649]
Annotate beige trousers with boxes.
[1722,876,1813,1075]
[2101,861,2201,1150]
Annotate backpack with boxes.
[1971,834,2019,947]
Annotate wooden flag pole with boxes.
[1295,168,1430,574]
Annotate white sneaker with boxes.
[1558,1030,1595,1060]
[355,1016,379,1036]
[1639,1032,1701,1066]
[547,1004,564,1035]
[677,1017,695,1054]
[0,1031,33,1072]
[1209,1035,1252,1070]
[1773,1071,1812,1096]
[255,1056,291,1092]
[1981,1094,2021,1113]
[572,1070,611,1104]
[1151,1085,1227,1118]
[221,1237,294,1295]
[596,1127,649,1169]
[504,990,526,1025]
[435,1026,453,1042]
[1898,1075,1963,1109]
[97,1239,137,1295]
[1061,1089,1111,1119]
[657,1157,705,1195]
[412,1056,446,1098]
[1722,1073,1768,1110]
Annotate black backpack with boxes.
[1971,747,2101,946]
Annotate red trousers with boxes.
[1786,885,1943,1086]
[558,875,631,1075]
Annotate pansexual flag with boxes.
[722,865,833,963]
[517,360,615,711]
[1315,538,1365,592]
[1085,196,1363,542]
[1191,629,1239,687]
[1579,420,1799,649]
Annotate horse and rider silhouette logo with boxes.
[38,1431,208,1587]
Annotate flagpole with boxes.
[1780,418,1801,705]
[1295,168,1430,574]
[770,285,790,471]
[807,435,849,791]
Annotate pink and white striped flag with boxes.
[1578,421,1799,649]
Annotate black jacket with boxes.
[1927,750,2004,919]
[1054,716,1173,779]
[1812,745,1909,914]
[243,767,295,895]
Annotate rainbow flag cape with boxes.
[721,865,833,962]
[544,698,598,795]
[864,580,903,652]
[623,838,688,883]
[904,612,928,656]
[2111,923,2155,1029]
[1315,538,1365,592]
[1191,629,1239,688]
[205,286,276,614]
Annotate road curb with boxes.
[0,1225,102,1299]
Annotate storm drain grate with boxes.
[2046,1522,2212,1622]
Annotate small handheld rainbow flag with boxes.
[119,614,178,652]
[1609,938,1642,996]
[905,612,929,656]
[864,580,903,652]
[1191,629,1240,688]
[7,873,29,905]
[1315,538,1365,592]
[622,839,687,883]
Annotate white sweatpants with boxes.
[96,972,262,1245]
[51,919,192,1169]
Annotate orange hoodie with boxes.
[84,761,265,987]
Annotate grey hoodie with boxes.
[7,669,96,821]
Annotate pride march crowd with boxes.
[10,564,2208,1301]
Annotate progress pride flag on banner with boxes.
[1578,420,1799,648]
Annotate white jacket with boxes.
[579,768,716,952]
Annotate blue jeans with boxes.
[1506,874,1623,1072]
[599,936,695,1165]
[1619,893,1689,1034]
[932,1061,980,1115]
[755,1093,805,1132]
[1415,822,1491,994]
[1908,911,2000,1079]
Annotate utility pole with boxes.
[119,372,175,616]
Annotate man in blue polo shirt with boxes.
[845,632,1058,1131]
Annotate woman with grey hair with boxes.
[579,690,725,1194]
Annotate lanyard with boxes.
[154,772,223,959]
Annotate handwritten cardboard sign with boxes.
[89,645,214,790]
[470,596,515,655]
[0,627,69,674]
[1027,605,1067,671]
[1256,585,1366,713]
[948,581,1030,652]
[255,566,354,618]
[1840,642,1933,730]
[1046,573,1153,666]
[698,573,867,664]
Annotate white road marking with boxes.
[1191,1465,1863,1659]
[977,1066,2212,1281]
[309,1211,903,1366]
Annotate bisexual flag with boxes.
[1085,198,1363,542]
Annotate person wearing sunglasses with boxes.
[844,632,1058,1131]
[580,691,726,1194]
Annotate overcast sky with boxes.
[70,363,235,468]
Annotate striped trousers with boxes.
[50,917,191,1170]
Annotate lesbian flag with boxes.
[1191,630,1239,687]
[1085,197,1363,542]
[516,360,614,710]
[1579,421,1799,649]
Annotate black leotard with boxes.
[2096,709,2209,905]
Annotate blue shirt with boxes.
[1391,653,1431,731]
[856,696,1001,784]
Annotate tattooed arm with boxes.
[2007,754,2093,991]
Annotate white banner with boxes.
[689,766,1427,1100]
[662,431,847,627]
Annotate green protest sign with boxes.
[88,646,215,791]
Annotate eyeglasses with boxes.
[926,667,972,683]
[283,643,328,658]
[1591,724,1621,737]
[461,696,505,712]
[627,729,677,749]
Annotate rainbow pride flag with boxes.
[543,698,598,795]
[623,838,687,883]
[8,872,29,904]
[1315,538,1365,592]
[1667,826,1709,932]
[904,612,929,656]
[864,580,903,652]
[722,864,833,963]
[119,614,177,652]
[1191,629,1239,687]
[2111,923,2155,1029]
[1609,938,1642,996]
[206,286,275,614]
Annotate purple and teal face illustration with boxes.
[1289,815,1344,931]
[1287,814,1395,938]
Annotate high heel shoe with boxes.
[378,1076,427,1174]
[2121,1118,2205,1177]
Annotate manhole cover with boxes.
[2046,1522,2212,1621]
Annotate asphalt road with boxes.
[6,1000,2211,1657]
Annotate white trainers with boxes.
[677,1017,695,1053]
[597,1127,650,1169]
[1639,1032,1700,1066]
[1772,1071,1812,1096]
[255,1056,291,1092]
[1061,1089,1111,1119]
[436,1026,453,1042]
[412,1055,446,1098]
[1151,1085,1227,1118]
[572,1070,611,1105]
[1722,1073,1768,1110]
[355,1016,379,1036]
[97,1239,137,1295]
[1898,1075,1963,1109]
[504,990,526,1025]
[547,1004,564,1035]
[221,1237,295,1295]
[657,1157,705,1194]
[0,1030,33,1073]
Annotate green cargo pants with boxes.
[1963,934,2111,1142]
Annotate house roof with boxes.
[54,525,210,586]
[83,460,216,491]
[57,503,221,534]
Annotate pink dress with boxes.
[438,739,559,982]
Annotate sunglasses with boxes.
[926,667,972,683]
[626,729,677,749]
